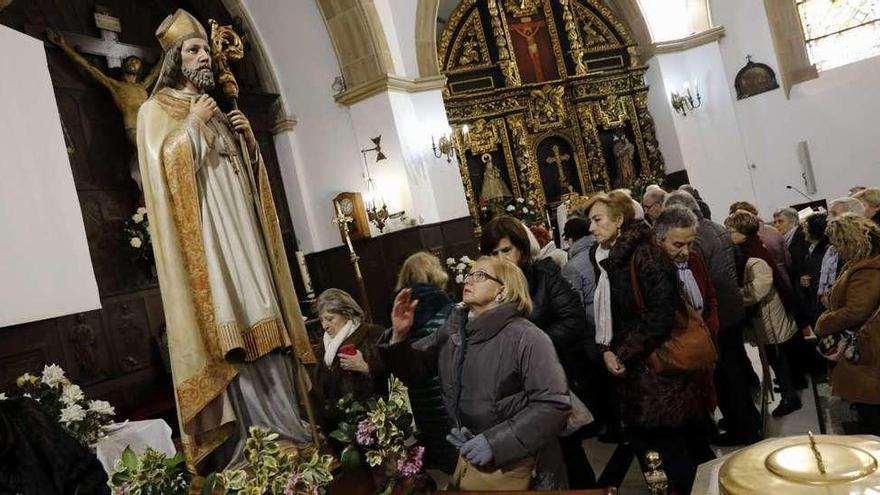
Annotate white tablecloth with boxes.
[94,419,176,474]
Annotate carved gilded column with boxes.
[506,114,545,211]
[487,0,521,87]
[560,0,587,76]
[634,92,665,176]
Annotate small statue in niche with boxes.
[479,153,513,204]
[613,133,636,187]
[70,313,98,379]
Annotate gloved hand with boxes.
[460,433,493,467]
[445,427,474,449]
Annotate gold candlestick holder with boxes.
[333,202,373,322]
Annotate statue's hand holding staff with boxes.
[228,109,257,156]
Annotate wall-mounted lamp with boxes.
[360,135,402,232]
[431,133,455,163]
[670,84,702,116]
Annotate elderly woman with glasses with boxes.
[381,256,571,491]
[480,216,598,488]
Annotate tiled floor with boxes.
[580,344,824,494]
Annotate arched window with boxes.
[797,0,880,71]
[637,0,712,42]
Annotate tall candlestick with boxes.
[294,250,315,299]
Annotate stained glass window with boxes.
[797,0,880,71]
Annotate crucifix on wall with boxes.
[45,7,161,190]
[510,20,546,82]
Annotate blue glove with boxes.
[460,433,493,467]
[446,427,474,449]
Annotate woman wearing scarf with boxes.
[311,289,386,433]
[587,190,709,494]
[725,210,802,417]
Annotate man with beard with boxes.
[136,9,316,472]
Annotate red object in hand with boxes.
[338,344,357,356]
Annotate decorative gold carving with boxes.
[576,104,610,190]
[506,0,541,18]
[634,91,665,175]
[575,0,635,47]
[541,0,569,79]
[446,95,526,122]
[573,3,617,51]
[488,0,521,86]
[466,119,501,154]
[593,94,628,128]
[449,9,492,71]
[438,0,477,71]
[507,114,545,211]
[560,0,587,75]
[452,126,480,232]
[449,76,496,94]
[528,84,567,131]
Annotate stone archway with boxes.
[314,0,395,88]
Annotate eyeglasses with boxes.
[464,270,503,284]
[490,246,514,256]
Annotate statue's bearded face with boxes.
[180,38,214,91]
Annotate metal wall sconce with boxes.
[431,134,455,162]
[670,84,702,116]
[360,135,402,232]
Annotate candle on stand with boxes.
[294,250,315,299]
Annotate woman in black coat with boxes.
[480,216,598,489]
[389,252,459,472]
[587,190,713,494]
[797,213,832,327]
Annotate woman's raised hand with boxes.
[391,289,418,344]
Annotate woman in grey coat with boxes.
[381,256,571,490]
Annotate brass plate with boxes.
[765,442,877,484]
[719,435,880,494]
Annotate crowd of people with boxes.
[310,185,880,493]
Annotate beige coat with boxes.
[742,257,798,345]
[815,256,880,404]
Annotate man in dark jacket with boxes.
[665,191,762,445]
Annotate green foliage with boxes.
[215,426,334,495]
[108,447,191,495]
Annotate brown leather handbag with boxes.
[630,258,717,373]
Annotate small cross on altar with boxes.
[545,144,572,190]
[45,7,159,68]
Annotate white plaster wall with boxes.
[644,61,685,173]
[647,0,880,221]
[712,0,880,218]
[655,43,757,218]
[238,0,370,253]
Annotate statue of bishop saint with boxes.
[136,9,316,472]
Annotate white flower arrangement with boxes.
[446,255,476,285]
[123,205,153,263]
[61,383,85,405]
[14,364,115,445]
[41,364,66,388]
[504,197,541,226]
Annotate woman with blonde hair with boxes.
[391,252,457,471]
[311,289,386,433]
[815,214,880,434]
[382,256,571,490]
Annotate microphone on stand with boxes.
[786,185,813,202]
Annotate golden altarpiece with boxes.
[439,0,665,228]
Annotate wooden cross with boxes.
[545,144,572,190]
[44,7,159,68]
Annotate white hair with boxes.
[773,207,799,224]
[830,197,866,219]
